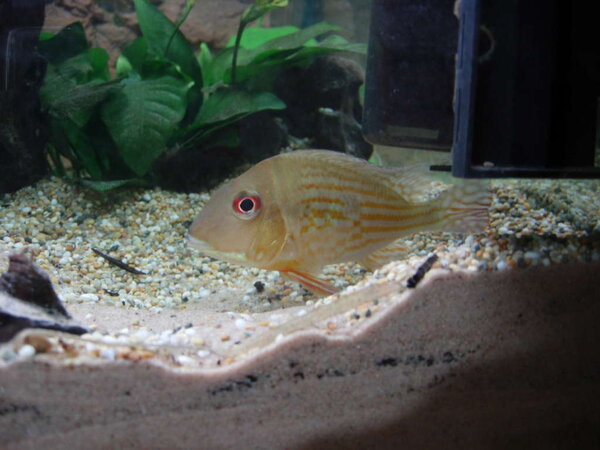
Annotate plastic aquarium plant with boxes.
[38,0,366,191]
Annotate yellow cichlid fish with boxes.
[188,150,489,295]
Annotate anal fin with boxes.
[280,270,338,297]
[359,240,409,270]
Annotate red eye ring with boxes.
[232,191,261,219]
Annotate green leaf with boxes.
[255,22,340,53]
[116,37,148,76]
[210,22,343,85]
[241,0,288,25]
[133,0,202,84]
[80,179,145,191]
[60,118,104,179]
[101,76,190,176]
[198,43,215,85]
[87,48,111,81]
[38,22,88,64]
[40,53,119,127]
[192,88,285,128]
[200,126,241,149]
[225,25,300,49]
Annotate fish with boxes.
[187,150,490,296]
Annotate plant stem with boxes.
[231,19,247,86]
[165,0,196,57]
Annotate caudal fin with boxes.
[438,180,490,233]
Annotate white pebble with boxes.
[198,289,210,298]
[234,318,247,329]
[100,348,116,360]
[176,355,195,366]
[18,345,36,358]
[80,293,99,302]
[197,350,210,358]
[524,251,540,261]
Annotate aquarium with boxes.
[1,0,599,448]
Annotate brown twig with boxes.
[406,253,439,288]
[91,247,147,275]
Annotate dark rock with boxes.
[154,145,245,193]
[0,253,69,318]
[238,112,288,164]
[275,54,372,159]
[0,254,87,342]
[0,0,49,193]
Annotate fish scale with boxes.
[188,150,490,296]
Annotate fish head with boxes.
[187,161,287,268]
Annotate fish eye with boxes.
[232,191,261,220]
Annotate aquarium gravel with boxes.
[1,175,599,366]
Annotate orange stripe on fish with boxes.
[361,218,441,234]
[307,208,349,221]
[299,197,346,206]
[359,201,413,211]
[301,183,381,198]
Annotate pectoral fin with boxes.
[280,270,338,296]
[247,211,286,265]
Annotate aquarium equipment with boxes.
[363,0,600,179]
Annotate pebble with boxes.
[176,355,195,366]
[100,348,116,360]
[0,175,599,367]
[17,345,36,358]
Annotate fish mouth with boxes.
[186,234,212,252]
[186,234,250,266]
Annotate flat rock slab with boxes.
[1,262,599,449]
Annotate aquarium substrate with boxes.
[1,176,598,367]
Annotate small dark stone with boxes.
[376,358,398,367]
[253,281,265,293]
[441,351,456,363]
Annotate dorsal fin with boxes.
[374,163,441,204]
